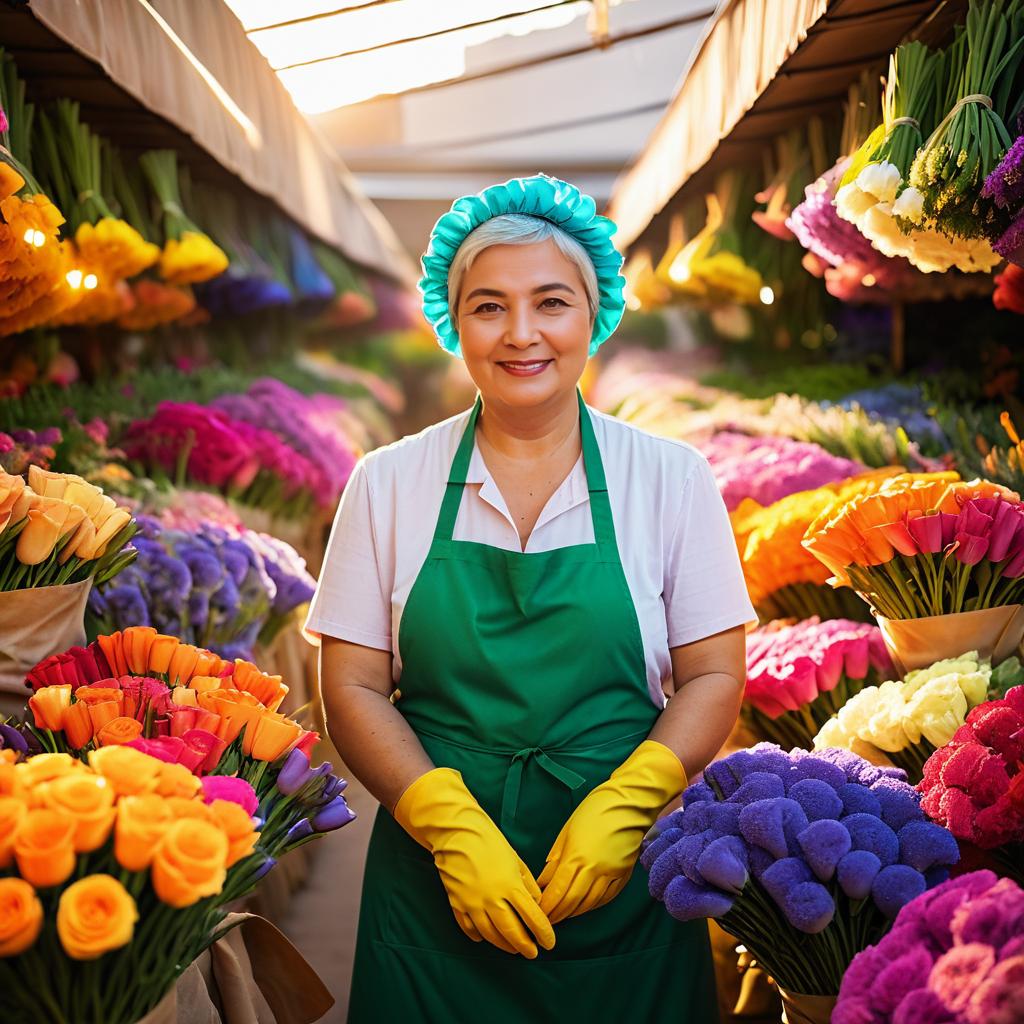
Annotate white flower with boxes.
[814,717,851,750]
[857,161,902,204]
[863,204,914,260]
[892,186,925,224]
[834,183,878,227]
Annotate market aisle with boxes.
[282,769,378,1023]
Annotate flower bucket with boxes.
[0,580,91,696]
[875,604,1024,674]
[779,988,837,1024]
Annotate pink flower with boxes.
[878,520,920,557]
[126,736,186,764]
[929,944,997,1013]
[201,776,258,815]
[907,513,945,554]
[954,533,990,566]
[988,501,1023,562]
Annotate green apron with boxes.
[348,393,717,1024]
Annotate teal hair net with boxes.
[418,174,626,357]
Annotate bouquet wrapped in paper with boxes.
[920,684,1024,884]
[744,618,895,750]
[833,871,1024,1024]
[812,652,1020,782]
[642,743,958,1011]
[803,476,1024,670]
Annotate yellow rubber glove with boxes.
[538,740,687,924]
[394,767,556,958]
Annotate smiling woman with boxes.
[306,174,756,1023]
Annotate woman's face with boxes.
[455,238,592,411]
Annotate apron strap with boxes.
[500,746,587,834]
[432,390,618,556]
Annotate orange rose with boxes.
[61,701,95,750]
[14,808,76,888]
[165,797,212,822]
[231,661,288,712]
[246,713,302,761]
[0,877,43,956]
[96,717,143,747]
[0,796,27,868]
[97,631,129,678]
[123,626,157,675]
[74,686,123,709]
[115,794,172,871]
[151,819,228,908]
[28,685,72,731]
[208,799,258,867]
[153,762,201,799]
[194,651,229,678]
[0,761,18,798]
[87,702,123,736]
[87,746,161,797]
[15,753,82,791]
[37,773,115,853]
[57,875,138,960]
[168,644,201,686]
[148,634,180,675]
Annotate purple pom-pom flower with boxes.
[837,850,882,900]
[663,876,734,921]
[798,819,853,881]
[696,835,750,894]
[873,864,928,918]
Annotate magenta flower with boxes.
[201,776,259,815]
[907,513,945,554]
[954,532,990,566]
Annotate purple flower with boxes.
[251,856,278,884]
[797,819,852,881]
[739,798,809,859]
[965,955,1024,1023]
[871,778,924,831]
[837,850,882,900]
[641,826,684,873]
[784,754,849,793]
[681,800,741,836]
[663,876,734,921]
[648,837,686,899]
[681,780,715,805]
[782,881,835,933]
[873,864,928,918]
[788,778,844,821]
[704,759,743,798]
[674,830,718,884]
[844,812,899,866]
[696,835,749,894]
[839,782,883,818]
[727,772,787,805]
[994,210,1024,261]
[897,822,960,873]
[929,944,997,1014]
[285,819,315,843]
[951,878,1024,949]
[0,723,28,754]
[276,747,313,795]
[870,948,936,1018]
[981,135,1024,210]
[760,857,813,903]
[312,795,356,832]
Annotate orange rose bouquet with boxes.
[1,719,354,1021]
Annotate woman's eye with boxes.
[540,297,567,308]
[473,302,502,313]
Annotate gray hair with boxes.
[447,214,598,327]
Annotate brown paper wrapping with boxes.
[778,988,836,1024]
[0,581,92,696]
[876,604,1024,674]
[133,912,333,1024]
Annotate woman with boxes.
[306,175,756,1023]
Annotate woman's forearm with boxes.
[320,661,434,812]
[648,671,743,783]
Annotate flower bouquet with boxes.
[702,431,865,513]
[804,477,1024,671]
[642,743,959,1018]
[731,469,911,621]
[983,131,1024,262]
[920,684,1024,884]
[833,870,1024,1024]
[0,734,352,1023]
[744,618,895,751]
[812,651,1019,782]
[0,466,136,696]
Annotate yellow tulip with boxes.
[59,517,97,564]
[91,494,117,530]
[63,480,105,521]
[16,507,68,564]
[92,507,132,557]
[27,466,69,500]
[8,486,35,526]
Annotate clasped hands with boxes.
[393,741,686,959]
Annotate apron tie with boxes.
[500,746,586,834]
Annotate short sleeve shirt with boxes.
[304,404,757,706]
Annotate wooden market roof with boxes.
[607,0,969,254]
[0,0,416,284]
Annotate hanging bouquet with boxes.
[744,618,895,751]
[117,279,197,331]
[0,55,79,337]
[907,1,1024,244]
[313,241,376,327]
[642,743,959,1007]
[121,402,328,519]
[920,685,1024,883]
[139,150,228,285]
[813,651,1020,782]
[832,870,1024,1024]
[88,513,313,660]
[0,730,353,1022]
[701,431,865,512]
[0,466,135,591]
[731,469,919,621]
[983,130,1024,262]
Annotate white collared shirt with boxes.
[305,404,756,706]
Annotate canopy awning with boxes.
[2,0,416,284]
[607,0,967,252]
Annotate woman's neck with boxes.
[476,389,581,461]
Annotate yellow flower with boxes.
[57,875,138,960]
[74,218,159,281]
[159,231,228,285]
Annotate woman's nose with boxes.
[504,304,540,347]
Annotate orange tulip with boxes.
[171,685,199,707]
[167,643,201,685]
[27,465,69,500]
[58,516,96,564]
[74,686,123,708]
[246,713,302,761]
[123,626,157,675]
[88,746,161,797]
[87,701,123,736]
[96,717,143,747]
[61,702,95,750]
[148,634,180,675]
[97,632,129,678]
[188,675,222,694]
[29,685,72,731]
[14,808,76,888]
[91,507,132,557]
[232,661,288,712]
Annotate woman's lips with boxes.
[497,359,553,377]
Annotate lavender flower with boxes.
[872,864,927,918]
[797,820,852,881]
[837,850,882,900]
[696,835,749,894]
[897,822,960,873]
[838,782,883,818]
[663,876,734,921]
[788,778,844,821]
[981,135,1024,210]
[843,813,900,866]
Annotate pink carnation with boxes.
[201,776,259,815]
